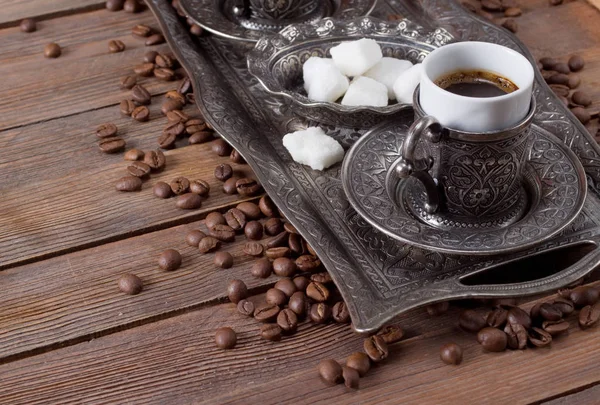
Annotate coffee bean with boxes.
[553,62,571,74]
[504,7,521,16]
[477,327,508,352]
[364,335,389,362]
[251,257,272,278]
[108,39,126,53]
[20,18,37,33]
[161,99,184,115]
[143,149,166,171]
[254,303,280,322]
[144,50,158,63]
[346,352,370,377]
[243,241,263,257]
[265,247,290,260]
[236,178,261,196]
[134,63,155,77]
[228,149,245,165]
[459,309,487,333]
[542,320,570,335]
[256,197,277,219]
[504,322,528,350]
[306,281,329,302]
[310,303,331,324]
[572,91,592,107]
[131,106,150,122]
[237,202,262,220]
[158,249,182,271]
[167,110,189,123]
[264,218,284,236]
[187,124,210,136]
[260,323,282,341]
[157,132,176,149]
[227,279,247,304]
[277,308,298,333]
[189,131,214,145]
[332,302,350,324]
[284,223,298,234]
[549,0,563,5]
[205,212,226,229]
[132,24,152,38]
[528,327,552,347]
[274,278,297,297]
[288,233,304,256]
[212,139,232,156]
[214,327,236,349]
[120,75,137,90]
[214,251,233,269]
[439,343,463,365]
[115,175,142,192]
[96,123,118,138]
[377,324,404,344]
[237,299,254,317]
[190,24,204,36]
[541,70,554,81]
[199,236,221,254]
[163,121,185,137]
[288,291,308,316]
[164,90,184,103]
[266,231,289,248]
[222,177,239,194]
[426,301,450,316]
[185,230,206,247]
[178,77,192,94]
[127,161,151,178]
[571,107,591,124]
[106,0,125,11]
[151,182,171,199]
[189,179,210,196]
[568,55,585,72]
[273,257,297,277]
[296,255,321,272]
[487,307,508,328]
[341,366,359,389]
[501,18,518,33]
[170,177,190,195]
[118,273,143,295]
[132,84,151,105]
[176,193,202,210]
[146,33,165,46]
[570,286,599,306]
[155,67,176,81]
[124,149,144,161]
[310,273,332,285]
[539,303,563,321]
[99,137,126,153]
[210,224,236,242]
[186,93,196,104]
[120,99,136,115]
[44,43,61,58]
[539,57,558,70]
[214,164,233,181]
[553,298,575,316]
[579,302,600,328]
[318,359,343,385]
[156,53,176,68]
[245,221,263,240]
[185,118,207,133]
[507,307,532,329]
[548,73,570,86]
[293,275,311,292]
[225,208,246,231]
[550,84,570,98]
[567,75,581,89]
[266,288,287,306]
[558,288,572,299]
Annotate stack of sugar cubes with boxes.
[302,38,423,107]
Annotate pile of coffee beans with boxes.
[459,0,523,33]
[115,148,167,192]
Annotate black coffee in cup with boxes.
[435,70,519,98]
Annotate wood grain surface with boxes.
[0,0,105,26]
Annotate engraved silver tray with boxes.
[147,0,600,333]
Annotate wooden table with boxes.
[0,1,599,403]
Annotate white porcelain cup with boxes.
[419,41,534,132]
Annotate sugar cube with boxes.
[364,58,414,100]
[341,76,388,107]
[282,127,345,171]
[303,59,349,103]
[302,57,337,92]
[392,63,423,104]
[330,38,383,77]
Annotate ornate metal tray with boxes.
[147,0,600,333]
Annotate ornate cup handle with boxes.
[386,115,445,214]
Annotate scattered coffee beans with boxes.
[364,335,389,362]
[153,181,172,198]
[288,291,308,317]
[206,212,226,229]
[251,258,272,278]
[293,276,310,291]
[170,177,190,195]
[198,236,221,254]
[132,84,151,105]
[296,255,321,272]
[185,230,206,247]
[189,131,214,144]
[440,343,463,365]
[507,307,532,329]
[96,123,118,138]
[572,91,592,107]
[318,359,343,385]
[214,327,237,349]
[145,33,165,46]
[44,43,61,58]
[306,281,329,302]
[20,18,37,33]
[227,279,248,304]
[274,278,297,297]
[131,106,150,122]
[108,39,126,53]
[144,50,158,63]
[120,100,136,115]
[214,164,233,181]
[158,249,182,271]
[99,137,126,153]
[189,179,210,196]
[120,75,137,90]
[332,301,350,324]
[237,202,262,220]
[210,224,236,242]
[346,352,370,377]
[260,323,282,341]
[214,251,234,269]
[342,366,360,389]
[579,303,600,328]
[127,161,151,178]
[176,193,202,209]
[134,63,155,77]
[124,0,142,13]
[230,149,245,164]
[118,274,143,295]
[477,327,508,352]
[310,303,331,324]
[124,149,144,161]
[273,257,297,277]
[106,0,125,11]
[243,241,263,257]
[264,218,284,236]
[237,299,255,317]
[504,322,527,350]
[236,178,261,196]
[225,208,247,231]
[157,132,176,148]
[212,139,232,156]
[277,308,298,333]
[542,320,570,335]
[222,177,239,194]
[377,324,404,344]
[266,231,289,248]
[487,307,508,328]
[266,288,287,306]
[115,175,142,192]
[254,303,280,322]
[132,24,152,38]
[528,327,552,347]
[568,55,585,72]
[244,221,263,240]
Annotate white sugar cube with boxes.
[330,38,383,77]
[282,127,345,171]
[341,76,388,107]
[303,60,349,103]
[364,58,414,100]
[393,63,423,104]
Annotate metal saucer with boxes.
[179,0,377,42]
[342,119,587,256]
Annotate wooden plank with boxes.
[0,7,176,131]
[0,98,256,269]
[0,217,281,362]
[542,383,600,405]
[0,284,598,404]
[0,0,104,26]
